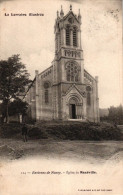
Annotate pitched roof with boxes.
[59,10,80,24]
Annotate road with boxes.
[0,138,123,164]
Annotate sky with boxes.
[0,0,122,108]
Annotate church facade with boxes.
[24,6,100,122]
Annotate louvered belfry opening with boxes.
[66,26,70,46]
[73,27,77,47]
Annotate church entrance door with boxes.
[70,104,76,119]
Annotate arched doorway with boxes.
[69,98,77,119]
[67,95,83,120]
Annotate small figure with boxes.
[114,121,117,128]
[22,123,28,142]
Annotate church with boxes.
[24,6,100,122]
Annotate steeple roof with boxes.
[56,5,81,24]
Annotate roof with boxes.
[60,10,80,24]
[38,65,53,76]
[84,69,96,81]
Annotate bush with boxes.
[0,123,22,138]
[0,121,122,140]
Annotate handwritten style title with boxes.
[5,13,44,16]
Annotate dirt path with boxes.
[0,138,123,164]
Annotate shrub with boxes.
[0,121,122,140]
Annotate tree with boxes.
[0,99,28,123]
[0,54,31,122]
[108,105,123,125]
[8,98,28,116]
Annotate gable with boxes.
[63,84,85,97]
[62,11,80,25]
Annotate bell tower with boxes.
[54,5,84,84]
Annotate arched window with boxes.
[45,89,48,103]
[73,27,77,47]
[86,86,91,106]
[44,82,50,103]
[66,61,79,82]
[87,92,91,105]
[66,26,70,46]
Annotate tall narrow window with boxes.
[45,89,48,103]
[73,27,77,46]
[87,92,91,105]
[44,82,50,104]
[66,26,70,46]
[56,34,58,51]
[86,86,91,106]
[59,32,61,47]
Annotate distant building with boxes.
[24,6,100,122]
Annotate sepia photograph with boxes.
[0,0,123,194]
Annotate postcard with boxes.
[0,0,122,194]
